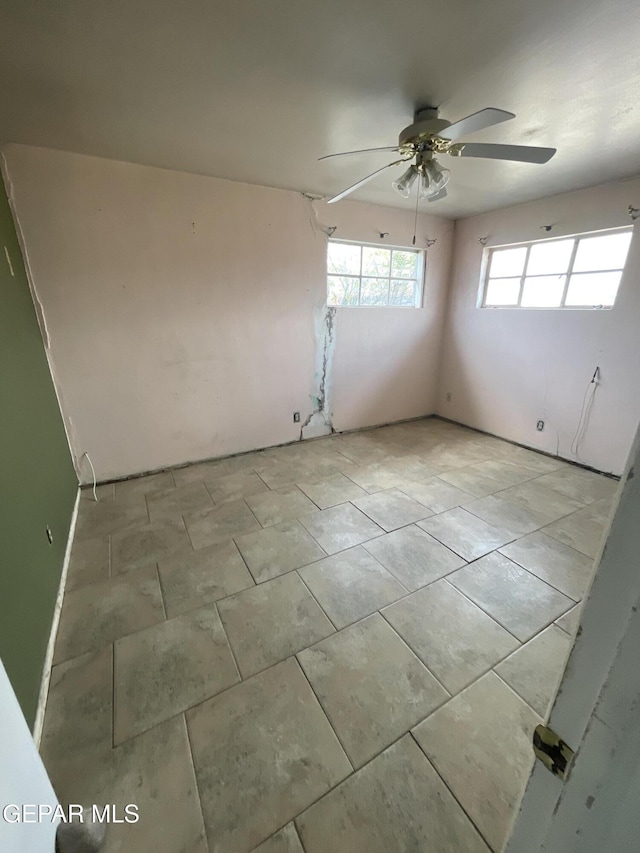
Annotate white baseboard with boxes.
[32,487,80,747]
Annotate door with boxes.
[0,660,59,853]
[506,423,640,852]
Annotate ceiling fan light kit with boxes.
[392,164,418,198]
[392,153,451,200]
[321,106,556,204]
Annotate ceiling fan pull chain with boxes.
[412,187,420,246]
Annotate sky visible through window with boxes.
[483,229,633,309]
[327,241,422,307]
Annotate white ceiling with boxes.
[1,0,640,217]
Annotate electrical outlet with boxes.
[536,420,545,431]
[293,412,300,423]
[446,392,452,402]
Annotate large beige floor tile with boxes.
[497,479,585,520]
[495,444,567,473]
[256,459,339,490]
[400,476,474,513]
[218,573,334,677]
[542,499,612,558]
[297,473,367,508]
[262,443,323,464]
[534,466,619,504]
[307,446,360,474]
[114,471,176,501]
[114,604,239,743]
[500,530,594,600]
[172,460,228,488]
[363,525,466,591]
[354,488,433,532]
[299,546,406,628]
[297,735,490,853]
[418,507,514,561]
[422,444,491,471]
[65,535,110,591]
[439,459,539,498]
[234,520,326,583]
[336,445,396,467]
[186,658,351,853]
[496,624,572,716]
[41,647,113,769]
[252,824,304,853]
[449,552,574,641]
[388,455,440,482]
[299,503,383,555]
[205,470,270,504]
[413,672,540,853]
[54,566,164,663]
[158,540,254,617]
[47,715,208,853]
[556,603,582,635]
[245,486,318,527]
[382,580,518,694]
[298,614,448,767]
[223,451,269,474]
[111,518,192,574]
[146,480,214,522]
[344,462,410,493]
[462,493,553,537]
[75,494,149,540]
[184,499,261,549]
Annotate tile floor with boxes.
[41,418,619,853]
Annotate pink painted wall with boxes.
[2,145,453,481]
[437,178,640,475]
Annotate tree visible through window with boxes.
[482,228,633,309]
[327,240,423,307]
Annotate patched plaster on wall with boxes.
[301,303,336,439]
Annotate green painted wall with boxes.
[0,176,77,727]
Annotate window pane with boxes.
[390,279,416,306]
[360,277,389,306]
[391,250,419,279]
[521,275,565,307]
[527,239,574,275]
[489,247,527,278]
[485,277,521,306]
[573,232,632,272]
[565,272,622,307]
[327,242,361,275]
[362,246,391,277]
[327,275,360,306]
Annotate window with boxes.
[327,240,423,307]
[482,228,633,309]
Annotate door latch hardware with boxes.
[532,724,575,781]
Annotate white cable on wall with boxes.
[571,367,600,462]
[81,452,98,501]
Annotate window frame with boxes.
[480,226,633,311]
[326,238,425,308]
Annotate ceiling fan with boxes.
[320,106,556,204]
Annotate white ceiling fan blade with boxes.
[326,159,406,204]
[440,108,516,142]
[319,146,402,161]
[427,187,448,203]
[454,142,556,163]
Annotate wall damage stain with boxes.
[301,303,336,439]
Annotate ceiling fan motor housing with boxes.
[399,107,452,148]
